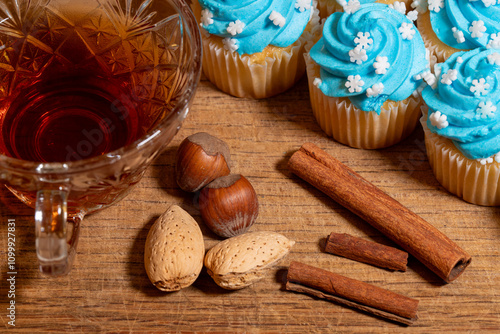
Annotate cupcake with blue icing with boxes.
[416,0,500,63]
[192,0,321,99]
[306,3,428,148]
[421,48,500,205]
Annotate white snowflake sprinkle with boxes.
[470,78,490,96]
[344,0,361,14]
[428,0,444,12]
[313,78,322,87]
[407,10,419,22]
[425,48,430,60]
[345,75,364,93]
[477,101,497,119]
[487,34,500,49]
[419,70,437,88]
[434,64,442,80]
[295,0,312,12]
[456,56,463,63]
[201,9,214,26]
[412,0,428,13]
[366,83,384,97]
[477,157,493,165]
[430,111,449,129]
[487,52,500,65]
[269,11,286,27]
[373,56,390,74]
[425,73,437,88]
[337,0,348,6]
[354,32,373,49]
[389,1,406,14]
[441,69,458,85]
[494,153,500,163]
[222,38,238,52]
[227,20,245,36]
[481,0,496,6]
[413,82,426,97]
[452,27,465,44]
[469,20,486,38]
[399,22,416,40]
[349,47,368,64]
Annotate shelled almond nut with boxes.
[144,205,205,291]
[204,231,295,290]
[175,132,231,192]
[198,174,259,238]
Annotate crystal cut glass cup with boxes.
[0,0,202,275]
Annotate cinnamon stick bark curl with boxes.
[325,232,408,271]
[286,261,419,324]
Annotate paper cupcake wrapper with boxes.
[420,115,500,206]
[199,5,321,99]
[416,12,463,65]
[305,54,422,149]
[316,0,342,19]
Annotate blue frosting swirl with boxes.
[422,48,500,159]
[310,3,427,113]
[198,0,312,55]
[430,0,500,49]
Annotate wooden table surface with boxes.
[0,74,499,333]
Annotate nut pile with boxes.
[176,132,259,238]
[144,132,293,291]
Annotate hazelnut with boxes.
[198,174,259,238]
[175,132,231,192]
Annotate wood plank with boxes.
[0,76,499,332]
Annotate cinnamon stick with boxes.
[288,143,471,283]
[325,232,408,271]
[286,261,418,325]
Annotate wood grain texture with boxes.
[0,76,499,333]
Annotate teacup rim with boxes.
[0,0,202,176]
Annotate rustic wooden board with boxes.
[1,76,499,332]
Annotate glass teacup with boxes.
[0,0,202,275]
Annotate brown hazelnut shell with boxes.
[198,174,259,238]
[175,132,231,192]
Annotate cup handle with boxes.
[35,189,79,276]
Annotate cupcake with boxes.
[421,48,500,206]
[306,3,428,149]
[416,0,500,63]
[317,0,415,20]
[192,0,321,99]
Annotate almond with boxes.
[144,205,205,291]
[204,231,294,290]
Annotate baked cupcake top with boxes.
[198,0,313,55]
[309,3,427,113]
[427,0,500,50]
[422,48,500,160]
